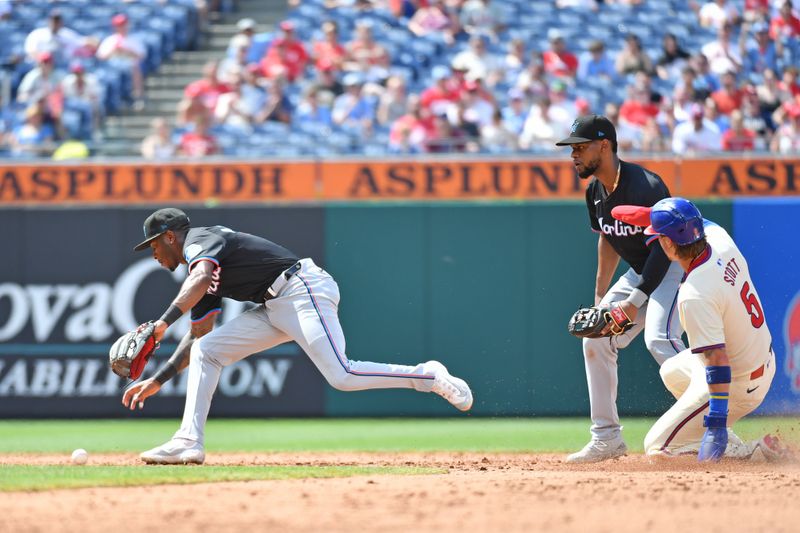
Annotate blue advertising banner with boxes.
[733,199,800,415]
[0,207,327,418]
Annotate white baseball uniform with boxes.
[170,226,447,446]
[644,222,775,455]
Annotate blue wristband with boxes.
[703,414,727,428]
[706,365,731,385]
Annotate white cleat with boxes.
[566,438,628,464]
[140,438,205,465]
[726,429,759,459]
[667,429,757,459]
[427,361,473,412]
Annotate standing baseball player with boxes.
[615,199,782,460]
[121,208,473,464]
[556,115,686,463]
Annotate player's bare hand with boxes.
[152,320,168,343]
[122,378,161,410]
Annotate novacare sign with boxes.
[0,206,327,417]
[0,259,249,343]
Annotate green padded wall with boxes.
[323,201,732,417]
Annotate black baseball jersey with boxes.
[182,226,299,322]
[585,160,671,295]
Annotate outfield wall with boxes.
[0,200,797,418]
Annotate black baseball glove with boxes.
[567,303,635,338]
[109,321,159,380]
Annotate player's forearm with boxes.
[702,347,731,430]
[637,242,671,296]
[151,332,193,385]
[595,235,620,302]
[153,319,214,384]
[172,264,213,313]
[168,331,196,373]
[152,266,212,336]
[703,347,731,393]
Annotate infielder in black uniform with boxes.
[122,208,473,464]
[556,115,686,463]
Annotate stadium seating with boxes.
[222,0,792,157]
[2,1,798,157]
[0,0,200,157]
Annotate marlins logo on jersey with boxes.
[784,290,800,392]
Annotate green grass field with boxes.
[0,417,797,453]
[0,465,443,492]
[1,417,797,491]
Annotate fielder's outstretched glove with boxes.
[567,303,635,339]
[109,321,159,380]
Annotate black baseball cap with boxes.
[555,114,617,146]
[133,208,190,251]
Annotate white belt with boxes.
[264,261,302,300]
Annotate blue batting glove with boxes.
[698,426,728,462]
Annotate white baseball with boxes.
[71,448,88,465]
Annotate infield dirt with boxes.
[1,452,798,533]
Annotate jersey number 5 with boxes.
[740,281,764,329]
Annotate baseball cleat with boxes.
[566,438,628,463]
[669,429,758,459]
[140,438,205,465]
[427,361,473,412]
[725,429,759,459]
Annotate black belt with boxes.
[264,261,302,301]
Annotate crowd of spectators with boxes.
[1,9,148,157]
[0,1,204,159]
[1,1,797,159]
[148,0,800,159]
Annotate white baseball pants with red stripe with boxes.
[173,258,437,444]
[644,349,775,455]
[582,262,686,442]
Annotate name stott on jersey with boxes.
[182,226,299,323]
[679,222,772,377]
[586,160,671,273]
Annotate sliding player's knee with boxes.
[659,356,691,398]
[643,430,665,456]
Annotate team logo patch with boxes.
[570,120,579,134]
[184,243,203,262]
[597,217,643,237]
[784,290,800,393]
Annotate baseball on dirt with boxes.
[71,448,88,465]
